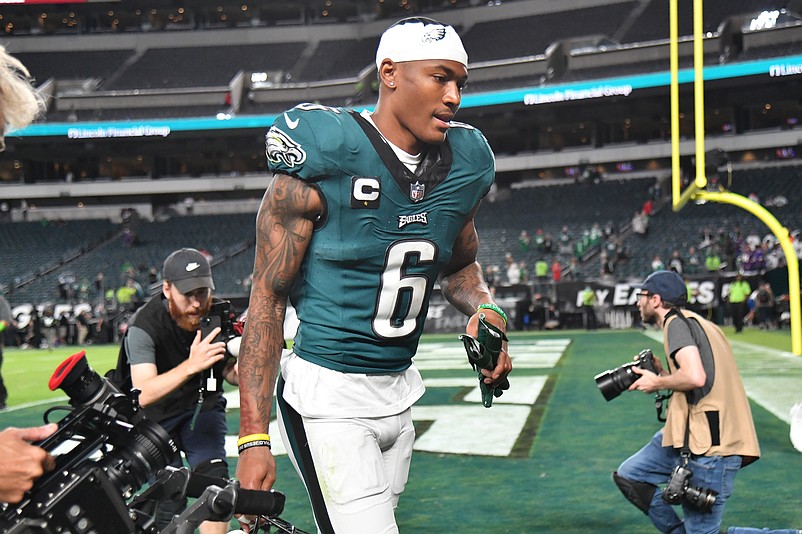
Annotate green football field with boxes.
[1,326,800,533]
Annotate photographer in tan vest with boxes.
[613,270,759,534]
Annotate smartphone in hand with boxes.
[200,315,222,343]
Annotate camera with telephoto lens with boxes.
[595,349,658,401]
[0,350,178,534]
[662,464,718,513]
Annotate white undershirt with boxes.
[361,109,423,174]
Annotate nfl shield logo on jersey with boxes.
[410,181,425,202]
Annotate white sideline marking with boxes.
[0,396,69,413]
[223,375,549,458]
[459,375,548,406]
[412,405,532,456]
[223,340,569,458]
[413,340,569,370]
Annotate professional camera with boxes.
[1,350,178,533]
[1,351,303,534]
[662,464,718,513]
[595,349,658,401]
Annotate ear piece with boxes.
[389,81,395,86]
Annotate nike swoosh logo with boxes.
[186,262,201,272]
[284,112,300,130]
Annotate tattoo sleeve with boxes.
[438,210,494,316]
[238,174,320,436]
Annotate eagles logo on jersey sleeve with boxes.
[266,104,346,180]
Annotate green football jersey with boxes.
[266,104,495,373]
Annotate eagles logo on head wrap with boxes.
[375,16,468,69]
[421,27,447,43]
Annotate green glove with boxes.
[459,314,510,408]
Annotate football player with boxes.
[235,17,511,534]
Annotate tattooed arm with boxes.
[235,173,322,513]
[438,203,512,386]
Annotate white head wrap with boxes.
[375,18,468,70]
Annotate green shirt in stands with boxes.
[534,259,549,277]
[705,254,721,271]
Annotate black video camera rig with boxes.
[0,351,307,534]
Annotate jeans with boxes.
[728,529,800,534]
[617,431,742,534]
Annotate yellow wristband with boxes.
[237,433,270,448]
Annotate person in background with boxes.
[754,281,775,329]
[551,257,562,284]
[582,285,597,330]
[705,247,722,273]
[728,273,751,333]
[0,43,55,503]
[0,293,13,409]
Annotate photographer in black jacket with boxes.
[118,248,237,534]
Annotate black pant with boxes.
[0,346,7,405]
[730,301,746,332]
[583,305,597,330]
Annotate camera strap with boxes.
[680,408,692,465]
[654,391,672,422]
[669,307,703,461]
[190,386,204,431]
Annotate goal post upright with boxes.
[669,0,801,354]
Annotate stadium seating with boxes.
[2,0,801,310]
[46,105,228,122]
[12,50,136,83]
[474,177,654,273]
[620,0,786,44]
[613,164,802,279]
[460,3,638,63]
[5,214,256,304]
[5,162,799,305]
[101,43,306,90]
[0,219,118,299]
[294,37,381,81]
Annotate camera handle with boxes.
[129,466,191,511]
[160,483,238,534]
[130,466,242,531]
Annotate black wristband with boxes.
[237,439,271,454]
